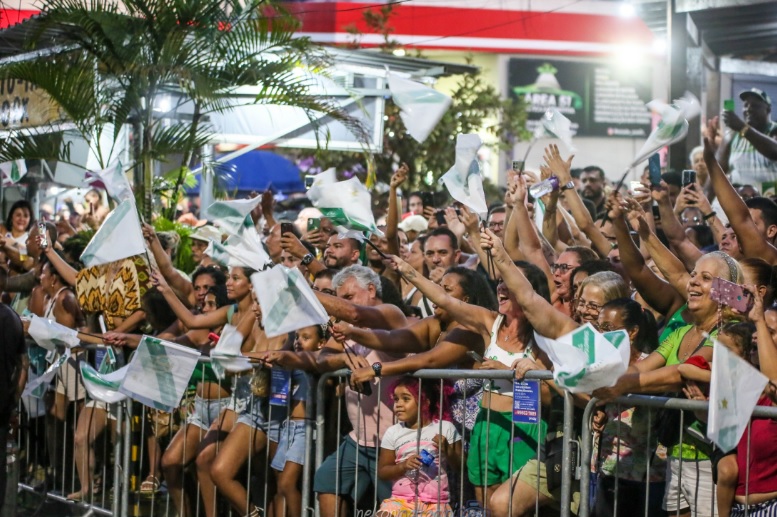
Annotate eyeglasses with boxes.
[488,221,505,229]
[551,263,575,274]
[576,299,603,313]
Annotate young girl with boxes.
[377,377,462,517]
[252,324,327,517]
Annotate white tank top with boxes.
[484,314,532,395]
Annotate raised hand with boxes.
[478,228,507,261]
[390,163,409,190]
[387,254,417,278]
[543,144,574,183]
[443,207,466,238]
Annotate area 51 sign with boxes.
[508,58,652,138]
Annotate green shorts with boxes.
[466,407,547,487]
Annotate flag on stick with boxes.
[707,339,768,452]
[119,336,200,412]
[22,351,70,398]
[206,197,262,236]
[631,92,700,167]
[80,363,129,404]
[311,176,381,235]
[86,161,133,203]
[251,266,329,338]
[28,315,80,351]
[80,199,146,267]
[388,73,452,143]
[0,160,27,185]
[440,134,488,218]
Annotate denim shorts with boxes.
[271,419,308,471]
[186,396,230,431]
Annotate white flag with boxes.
[539,109,576,153]
[631,92,700,167]
[306,167,337,206]
[707,339,768,452]
[206,197,262,236]
[119,336,200,412]
[0,160,27,185]
[388,73,451,143]
[22,351,70,398]
[80,363,129,404]
[28,315,80,351]
[205,230,271,270]
[210,324,252,377]
[440,134,488,219]
[80,199,146,267]
[251,266,329,338]
[86,161,133,203]
[534,323,630,393]
[311,176,381,235]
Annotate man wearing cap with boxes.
[718,88,777,191]
[190,224,222,268]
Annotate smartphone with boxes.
[512,160,524,172]
[629,181,644,194]
[420,192,434,209]
[307,218,321,232]
[466,351,484,363]
[304,175,316,190]
[648,153,662,186]
[435,210,446,226]
[280,222,294,236]
[37,221,48,249]
[723,99,735,112]
[711,277,752,313]
[682,169,697,187]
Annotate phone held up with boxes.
[648,153,662,187]
[280,222,295,236]
[711,277,752,314]
[682,169,697,188]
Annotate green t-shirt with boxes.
[658,304,688,344]
[655,324,718,460]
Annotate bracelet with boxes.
[702,211,717,221]
[740,124,751,138]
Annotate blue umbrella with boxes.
[186,150,304,195]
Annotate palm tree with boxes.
[0,0,367,220]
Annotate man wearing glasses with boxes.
[487,206,507,240]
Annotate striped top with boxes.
[729,120,777,191]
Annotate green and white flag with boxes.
[534,323,630,393]
[80,363,129,404]
[0,160,27,185]
[707,339,768,452]
[28,315,80,351]
[538,109,576,153]
[80,198,146,267]
[388,72,451,143]
[22,351,70,398]
[86,161,133,203]
[311,176,381,235]
[251,265,329,338]
[204,231,270,269]
[210,325,252,378]
[306,168,337,206]
[440,134,488,219]
[206,197,262,236]
[119,336,200,413]
[631,92,700,167]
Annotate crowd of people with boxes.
[1,88,777,517]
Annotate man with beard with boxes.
[579,165,607,218]
[718,88,777,192]
[323,233,361,270]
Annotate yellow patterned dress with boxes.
[75,255,150,330]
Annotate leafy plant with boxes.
[152,217,195,273]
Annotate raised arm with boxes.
[151,271,228,329]
[512,173,554,284]
[655,184,702,271]
[42,243,78,286]
[314,291,407,330]
[331,316,437,354]
[385,163,408,256]
[632,206,690,299]
[388,255,494,336]
[480,228,578,338]
[142,223,194,306]
[704,133,777,263]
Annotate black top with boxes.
[0,304,25,426]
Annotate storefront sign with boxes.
[0,79,62,129]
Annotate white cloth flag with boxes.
[80,199,146,267]
[631,92,700,167]
[22,351,70,398]
[440,134,488,219]
[311,176,381,235]
[119,336,200,413]
[388,73,451,143]
[28,315,80,351]
[306,167,337,206]
[251,266,329,338]
[205,230,271,270]
[534,324,630,393]
[210,324,253,377]
[86,161,133,203]
[206,197,262,236]
[707,339,768,452]
[0,160,27,185]
[539,109,576,152]
[80,363,129,404]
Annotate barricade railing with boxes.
[578,395,777,517]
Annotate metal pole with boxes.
[200,145,214,218]
[578,399,598,517]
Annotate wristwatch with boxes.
[560,181,575,191]
[301,253,315,266]
[371,362,383,378]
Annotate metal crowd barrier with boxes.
[578,395,777,517]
